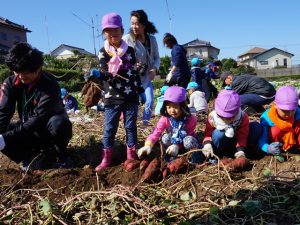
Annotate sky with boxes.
[2,0,300,64]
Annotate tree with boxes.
[221,58,237,71]
[159,56,171,76]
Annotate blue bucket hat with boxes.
[61,88,67,99]
[191,57,201,66]
[186,82,199,90]
[161,85,169,95]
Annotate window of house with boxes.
[276,60,279,66]
[283,58,287,66]
[260,61,268,65]
[0,32,7,40]
[14,35,21,42]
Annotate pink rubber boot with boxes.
[95,148,113,172]
[127,145,138,160]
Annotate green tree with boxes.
[232,64,255,75]
[158,55,171,76]
[221,58,237,71]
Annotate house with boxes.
[0,16,31,53]
[238,47,294,69]
[51,44,94,59]
[182,39,220,60]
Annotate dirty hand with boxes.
[166,144,179,157]
[202,143,214,158]
[267,142,282,155]
[137,146,152,158]
[0,134,5,151]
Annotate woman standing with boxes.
[123,10,160,126]
[163,33,191,89]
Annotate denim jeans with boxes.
[103,103,138,148]
[142,81,154,125]
[240,93,274,112]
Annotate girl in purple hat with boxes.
[94,13,145,172]
[137,86,203,163]
[259,85,300,155]
[202,89,260,160]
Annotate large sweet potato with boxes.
[222,157,250,171]
[141,158,160,181]
[124,159,140,172]
[139,159,151,172]
[167,157,187,174]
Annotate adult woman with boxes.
[163,33,191,88]
[123,10,160,126]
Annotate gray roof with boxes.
[182,38,220,53]
[241,47,294,62]
[51,44,94,56]
[0,16,31,32]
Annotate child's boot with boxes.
[95,148,113,172]
[127,145,138,160]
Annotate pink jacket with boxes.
[146,115,197,147]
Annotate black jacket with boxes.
[231,74,276,97]
[0,72,66,145]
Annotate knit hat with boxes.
[161,85,169,95]
[191,57,201,66]
[61,88,67,99]
[186,81,199,90]
[164,86,186,103]
[102,13,122,30]
[215,90,240,118]
[275,85,298,110]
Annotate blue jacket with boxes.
[64,95,78,111]
[259,107,300,152]
[171,44,191,81]
[191,66,207,89]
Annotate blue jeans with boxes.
[142,81,154,125]
[211,121,262,157]
[103,103,138,148]
[240,94,274,112]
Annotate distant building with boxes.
[0,16,31,53]
[182,39,220,60]
[51,44,94,59]
[238,47,294,69]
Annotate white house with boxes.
[51,44,94,59]
[238,47,294,69]
[182,39,220,60]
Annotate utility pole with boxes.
[72,12,97,56]
[165,0,172,33]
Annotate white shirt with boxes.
[188,90,208,112]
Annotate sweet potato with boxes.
[139,159,151,172]
[162,168,170,178]
[124,159,140,172]
[167,157,187,174]
[141,158,159,181]
[222,157,250,171]
[220,158,233,167]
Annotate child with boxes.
[81,68,103,112]
[202,90,254,159]
[203,61,219,102]
[154,85,169,116]
[259,85,300,155]
[95,13,145,172]
[190,57,206,91]
[61,88,79,114]
[186,81,208,114]
[137,86,201,162]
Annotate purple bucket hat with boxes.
[275,85,298,110]
[102,13,122,30]
[215,90,240,118]
[164,86,186,103]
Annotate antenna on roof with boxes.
[44,16,51,54]
[72,12,97,56]
[165,0,172,33]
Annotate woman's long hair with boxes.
[130,10,158,35]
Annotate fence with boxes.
[256,66,300,78]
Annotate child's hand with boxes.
[267,142,282,155]
[202,143,214,158]
[166,144,179,157]
[137,146,152,158]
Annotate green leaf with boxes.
[262,167,271,177]
[242,200,262,216]
[39,199,52,216]
[276,155,285,162]
[209,206,219,215]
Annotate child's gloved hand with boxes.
[166,71,173,83]
[90,68,101,78]
[166,144,179,157]
[202,143,214,158]
[267,142,282,155]
[137,146,152,158]
[139,92,146,104]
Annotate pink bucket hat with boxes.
[102,13,122,31]
[215,90,240,118]
[275,85,298,110]
[164,86,186,103]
